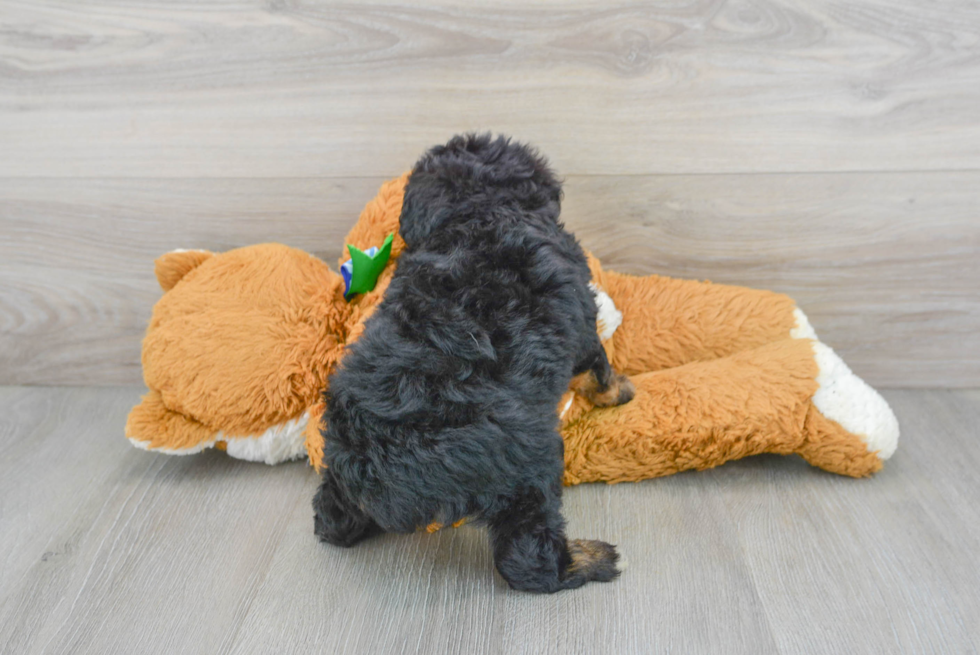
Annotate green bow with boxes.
[344,233,394,298]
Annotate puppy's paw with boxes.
[313,482,382,548]
[609,373,635,406]
[565,539,621,585]
[574,371,635,407]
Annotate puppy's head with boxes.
[399,133,562,249]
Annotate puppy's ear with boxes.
[398,175,451,250]
[154,250,213,292]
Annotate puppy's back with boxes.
[324,134,596,531]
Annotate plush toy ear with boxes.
[154,250,214,292]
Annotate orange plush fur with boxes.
[127,176,899,481]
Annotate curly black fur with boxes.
[313,134,631,593]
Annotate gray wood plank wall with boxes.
[2,0,979,387]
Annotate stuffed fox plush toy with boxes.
[126,175,899,483]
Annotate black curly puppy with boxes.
[313,133,634,593]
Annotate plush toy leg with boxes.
[560,339,897,484]
[126,390,219,455]
[796,342,899,476]
[594,268,805,375]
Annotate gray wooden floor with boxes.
[0,385,977,655]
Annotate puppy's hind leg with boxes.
[487,484,620,593]
[313,468,383,548]
[571,339,635,407]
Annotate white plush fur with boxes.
[791,307,899,459]
[557,283,622,422]
[222,414,309,465]
[791,307,818,340]
[591,283,623,342]
[810,342,899,459]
